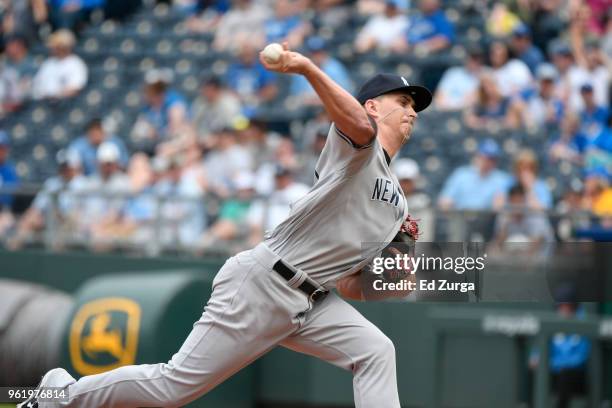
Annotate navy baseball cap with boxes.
[512,23,530,37]
[356,73,432,112]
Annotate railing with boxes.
[0,185,609,258]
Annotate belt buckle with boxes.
[309,288,329,303]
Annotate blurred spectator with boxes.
[464,71,523,130]
[567,15,610,111]
[357,0,409,15]
[131,68,190,149]
[509,24,545,74]
[495,149,553,210]
[254,137,299,195]
[7,149,86,250]
[289,36,352,106]
[439,139,511,210]
[0,34,37,114]
[392,0,454,54]
[200,171,256,249]
[192,75,242,144]
[47,0,105,32]
[521,63,564,130]
[581,168,609,212]
[486,3,521,38]
[212,0,271,52]
[226,41,278,113]
[0,131,18,209]
[493,184,555,248]
[299,121,328,185]
[1,0,48,43]
[184,0,231,33]
[489,40,533,98]
[204,127,254,197]
[68,118,129,176]
[529,296,591,408]
[151,157,206,249]
[77,142,131,238]
[555,186,590,240]
[88,152,155,250]
[246,165,309,245]
[313,0,354,30]
[240,118,281,171]
[603,10,612,58]
[393,158,434,240]
[32,29,87,100]
[549,114,589,164]
[264,0,310,48]
[433,45,484,110]
[354,0,409,53]
[578,83,609,141]
[584,112,612,175]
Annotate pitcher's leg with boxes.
[41,255,301,408]
[281,292,400,408]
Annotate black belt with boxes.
[273,260,329,303]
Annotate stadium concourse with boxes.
[0,0,609,253]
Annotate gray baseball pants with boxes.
[43,243,400,407]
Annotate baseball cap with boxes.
[393,158,420,180]
[356,73,432,112]
[549,41,572,57]
[536,63,557,80]
[580,83,594,93]
[0,131,10,147]
[478,139,501,158]
[306,36,326,53]
[97,142,120,163]
[512,23,530,37]
[57,149,81,168]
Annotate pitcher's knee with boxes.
[370,335,396,362]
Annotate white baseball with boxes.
[262,43,283,64]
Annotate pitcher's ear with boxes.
[364,99,378,118]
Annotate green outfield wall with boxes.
[1,249,610,407]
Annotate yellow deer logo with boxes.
[70,298,141,375]
[81,313,125,360]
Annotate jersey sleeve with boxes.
[314,123,376,180]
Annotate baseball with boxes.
[262,43,283,64]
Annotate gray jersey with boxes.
[265,124,408,286]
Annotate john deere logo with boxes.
[69,298,141,375]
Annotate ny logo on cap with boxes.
[401,76,409,86]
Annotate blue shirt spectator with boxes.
[142,89,188,136]
[289,37,352,103]
[407,10,454,44]
[510,24,544,74]
[265,15,302,43]
[0,131,18,209]
[579,84,609,141]
[439,139,511,210]
[226,43,278,114]
[68,119,129,176]
[551,334,591,372]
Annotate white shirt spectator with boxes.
[79,172,131,224]
[247,181,310,232]
[32,54,87,99]
[566,65,610,111]
[356,13,409,51]
[434,66,479,110]
[493,59,532,97]
[204,144,254,193]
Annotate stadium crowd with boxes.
[0,0,610,253]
